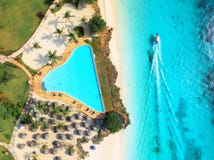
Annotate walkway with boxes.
[32,38,102,118]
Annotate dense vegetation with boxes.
[0,146,14,160]
[0,63,29,143]
[0,0,50,55]
[88,16,106,33]
[104,112,123,133]
[74,26,85,37]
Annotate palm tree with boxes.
[63,11,73,22]
[32,154,40,160]
[56,122,64,131]
[62,109,70,118]
[35,100,45,113]
[32,42,41,49]
[30,120,40,132]
[51,104,60,116]
[54,27,64,37]
[41,143,49,154]
[47,50,60,65]
[0,71,14,85]
[80,16,87,25]
[66,30,76,42]
[41,122,49,131]
[66,145,74,156]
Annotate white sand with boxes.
[98,0,122,89]
[84,1,125,160]
[19,4,94,70]
[84,131,124,160]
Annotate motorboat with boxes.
[154,33,159,43]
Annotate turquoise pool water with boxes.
[114,0,214,159]
[42,45,104,112]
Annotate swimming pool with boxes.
[42,45,104,112]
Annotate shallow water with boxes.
[115,0,214,159]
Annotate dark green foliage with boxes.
[104,112,123,133]
[36,11,45,20]
[88,16,106,33]
[20,114,33,124]
[83,0,97,4]
[74,26,84,37]
[70,0,80,8]
[0,70,14,85]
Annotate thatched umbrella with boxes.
[50,148,58,155]
[42,133,49,139]
[83,130,91,137]
[18,133,27,139]
[52,126,58,133]
[80,122,85,127]
[48,118,56,125]
[53,156,62,160]
[66,116,74,122]
[17,143,25,149]
[39,117,47,123]
[56,133,65,140]
[70,122,77,128]
[73,113,80,120]
[65,106,72,111]
[65,134,73,140]
[57,115,64,121]
[33,133,40,140]
[92,126,98,131]
[73,129,83,136]
[84,123,90,129]
[64,125,72,131]
[53,141,62,148]
[33,111,39,118]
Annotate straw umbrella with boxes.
[19,133,27,139]
[53,141,62,148]
[42,133,49,139]
[53,156,62,160]
[50,148,58,155]
[65,134,73,140]
[33,133,41,140]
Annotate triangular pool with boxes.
[42,45,104,112]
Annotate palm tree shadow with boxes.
[48,18,60,26]
[41,34,53,41]
[34,53,49,66]
[22,44,32,54]
[52,37,67,47]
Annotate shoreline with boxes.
[85,1,125,160]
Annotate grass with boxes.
[88,39,114,111]
[0,146,14,160]
[0,0,50,55]
[0,63,29,104]
[15,54,37,76]
[0,63,29,143]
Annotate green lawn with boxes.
[89,39,114,112]
[0,63,29,143]
[0,146,14,160]
[0,0,50,55]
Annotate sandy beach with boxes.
[85,1,125,160]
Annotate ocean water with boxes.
[114,0,214,160]
[42,45,104,112]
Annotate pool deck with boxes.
[31,38,103,119]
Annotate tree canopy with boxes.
[83,0,97,4]
[103,112,123,133]
[88,16,106,33]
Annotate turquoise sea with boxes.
[114,0,214,159]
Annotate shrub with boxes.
[103,112,123,133]
[20,114,33,124]
[83,0,97,4]
[74,26,84,37]
[88,16,106,33]
[36,11,45,20]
